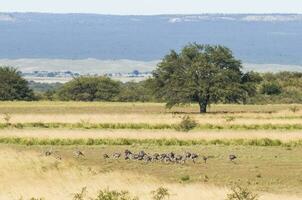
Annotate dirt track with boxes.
[1,129,302,141]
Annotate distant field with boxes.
[1,102,302,199]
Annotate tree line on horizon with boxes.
[1,43,302,113]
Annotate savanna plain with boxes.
[0,102,302,200]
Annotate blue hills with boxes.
[0,13,302,66]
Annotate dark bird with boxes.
[45,150,52,156]
[202,156,208,164]
[229,154,237,162]
[74,150,85,158]
[124,149,132,156]
[191,153,198,163]
[103,154,110,159]
[44,147,53,156]
[202,155,214,164]
[185,152,192,159]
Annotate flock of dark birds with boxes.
[43,148,238,164]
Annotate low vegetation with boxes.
[89,189,138,200]
[2,121,302,131]
[18,186,261,200]
[176,116,197,132]
[0,136,301,147]
[151,187,170,200]
[226,184,259,200]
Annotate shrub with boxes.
[93,189,138,200]
[176,116,197,132]
[226,184,259,200]
[151,187,170,200]
[57,76,121,101]
[225,116,236,123]
[79,119,91,129]
[180,175,190,182]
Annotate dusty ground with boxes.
[1,129,302,141]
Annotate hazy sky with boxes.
[1,0,302,15]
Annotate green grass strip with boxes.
[1,122,302,130]
[0,137,301,147]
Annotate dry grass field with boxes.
[1,102,302,126]
[0,102,302,199]
[0,145,302,200]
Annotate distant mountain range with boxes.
[0,13,302,71]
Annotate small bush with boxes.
[225,116,236,123]
[79,119,92,129]
[176,116,197,132]
[180,175,190,182]
[151,187,170,200]
[93,188,138,200]
[226,184,259,200]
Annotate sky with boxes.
[0,0,302,15]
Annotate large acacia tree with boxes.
[151,44,261,113]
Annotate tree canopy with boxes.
[57,76,121,101]
[150,43,261,113]
[0,66,35,101]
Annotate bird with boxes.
[202,155,214,164]
[191,153,199,163]
[202,156,209,164]
[74,150,85,158]
[185,152,192,159]
[44,147,53,156]
[44,150,52,156]
[229,154,237,162]
[103,154,109,159]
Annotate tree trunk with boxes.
[199,101,207,113]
